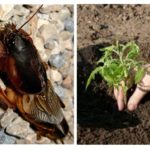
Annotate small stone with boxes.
[1,109,18,128]
[39,24,58,42]
[44,38,57,50]
[64,109,73,121]
[25,133,37,144]
[0,6,4,19]
[35,136,52,144]
[6,117,34,139]
[59,31,73,50]
[50,8,70,22]
[64,18,74,32]
[56,20,64,32]
[54,85,66,100]
[37,18,50,29]
[50,12,59,21]
[37,13,49,20]
[39,5,51,14]
[63,135,73,144]
[1,5,14,20]
[39,50,51,63]
[60,39,73,50]
[58,8,71,21]
[14,5,24,10]
[59,31,72,41]
[50,48,61,55]
[48,53,65,68]
[65,88,73,101]
[59,61,73,78]
[0,108,4,117]
[62,76,72,89]
[13,5,30,16]
[15,139,26,144]
[50,69,62,83]
[33,37,44,53]
[0,132,6,144]
[0,129,16,144]
[49,5,64,12]
[66,5,73,14]
[63,49,73,60]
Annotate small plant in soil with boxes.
[86,41,147,104]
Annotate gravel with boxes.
[64,18,74,32]
[48,53,65,68]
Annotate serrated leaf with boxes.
[135,68,145,84]
[86,67,102,89]
[126,42,139,59]
[97,48,114,64]
[86,40,146,102]
[100,45,115,52]
[102,62,124,85]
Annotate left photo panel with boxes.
[0,4,74,144]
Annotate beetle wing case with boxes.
[1,23,47,94]
[16,80,69,139]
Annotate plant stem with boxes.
[124,92,127,105]
[121,80,127,105]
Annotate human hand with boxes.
[114,72,150,111]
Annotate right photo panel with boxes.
[77,4,150,144]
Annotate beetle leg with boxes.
[0,88,17,109]
[42,62,49,70]
[36,131,42,140]
[60,139,64,144]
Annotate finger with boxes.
[117,86,124,111]
[127,87,147,111]
[114,87,118,100]
[138,74,150,91]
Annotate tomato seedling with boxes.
[86,41,146,104]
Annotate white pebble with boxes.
[50,69,62,83]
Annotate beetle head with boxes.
[5,32,27,55]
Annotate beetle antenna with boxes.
[18,4,43,30]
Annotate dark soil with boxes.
[77,4,150,144]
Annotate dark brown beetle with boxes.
[0,5,70,142]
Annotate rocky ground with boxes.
[0,4,74,144]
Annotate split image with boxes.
[0,3,150,145]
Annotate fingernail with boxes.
[118,101,124,111]
[118,106,122,111]
[128,104,137,111]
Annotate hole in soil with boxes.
[77,44,141,130]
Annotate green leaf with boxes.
[102,62,124,85]
[86,66,102,89]
[100,45,115,52]
[135,68,145,84]
[86,40,146,104]
[126,42,139,59]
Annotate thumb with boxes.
[127,87,147,111]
